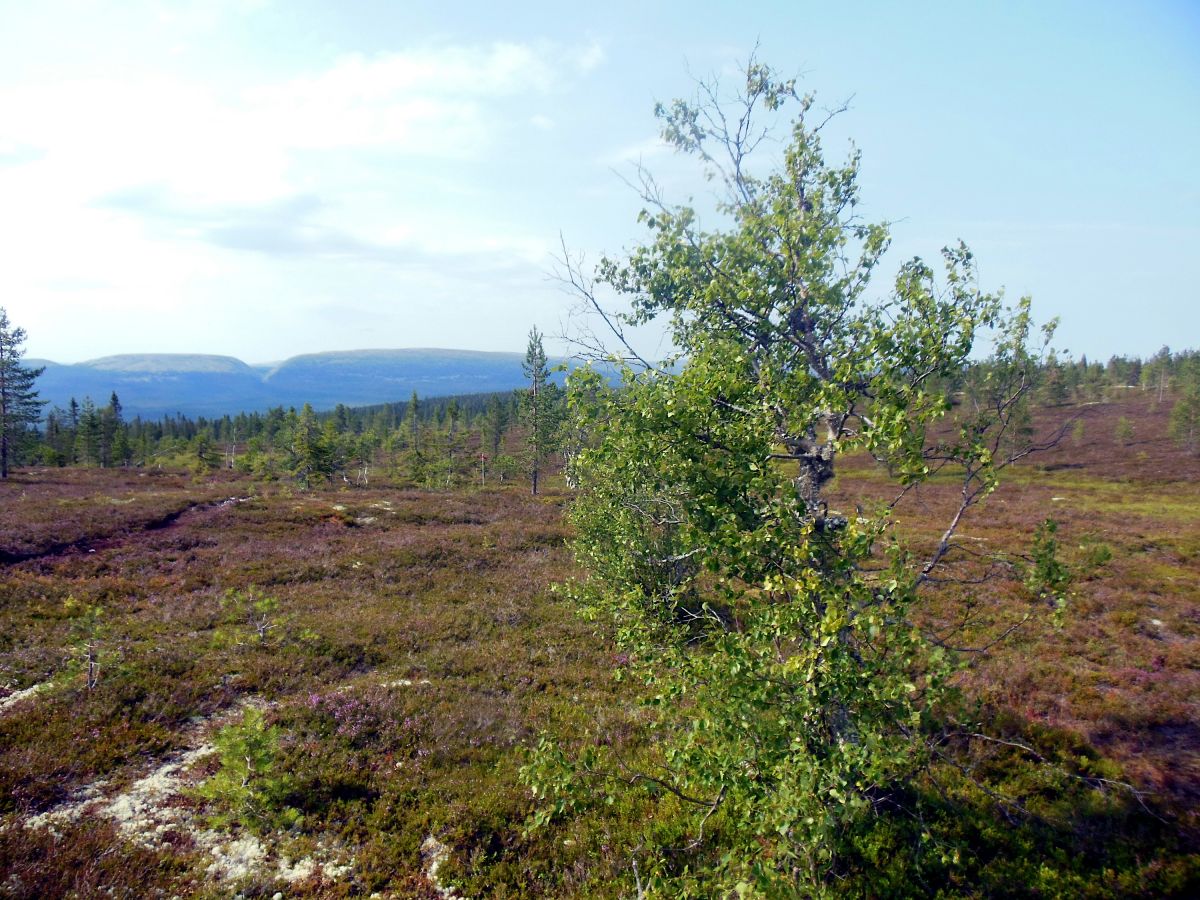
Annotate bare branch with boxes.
[550,233,662,374]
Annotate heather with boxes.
[0,388,1195,897]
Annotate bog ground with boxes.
[1,391,1197,898]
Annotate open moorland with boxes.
[1,390,1197,898]
[833,393,1200,825]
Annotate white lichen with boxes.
[205,834,267,880]
[26,741,215,844]
[421,836,463,899]
[381,678,431,688]
[0,681,51,715]
[105,744,218,846]
[20,701,354,884]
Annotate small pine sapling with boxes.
[195,706,300,832]
[1115,416,1134,446]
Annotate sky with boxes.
[0,0,1196,365]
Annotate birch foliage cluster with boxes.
[525,61,1062,895]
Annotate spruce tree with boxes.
[74,398,101,466]
[100,391,123,467]
[483,394,508,458]
[0,307,45,478]
[521,327,560,495]
[406,390,420,452]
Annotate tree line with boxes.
[2,308,1198,489]
[1036,345,1200,407]
[0,319,568,489]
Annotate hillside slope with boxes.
[261,348,532,410]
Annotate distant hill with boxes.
[262,349,537,410]
[25,348,567,419]
[80,354,256,374]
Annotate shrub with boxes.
[194,706,300,833]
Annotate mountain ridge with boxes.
[25,347,556,419]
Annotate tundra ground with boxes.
[1,391,1196,897]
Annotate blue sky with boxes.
[0,0,1196,364]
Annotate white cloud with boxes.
[238,42,579,156]
[0,39,600,207]
[0,78,292,206]
[0,36,602,361]
[146,0,272,35]
[249,42,560,102]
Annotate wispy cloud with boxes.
[249,42,565,103]
[575,41,606,73]
[0,39,602,205]
[0,142,44,167]
[94,184,551,282]
[0,38,582,310]
[0,28,604,360]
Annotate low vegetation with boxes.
[0,387,1194,896]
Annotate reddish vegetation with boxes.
[0,468,242,563]
[833,389,1199,828]
[0,472,600,896]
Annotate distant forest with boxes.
[30,389,534,489]
[10,347,1200,489]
